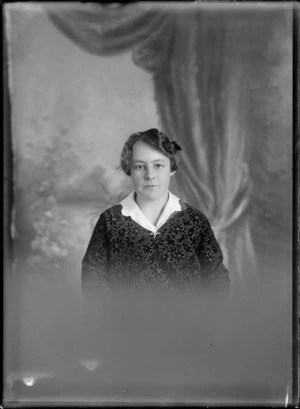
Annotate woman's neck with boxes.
[135,192,169,226]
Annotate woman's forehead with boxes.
[132,141,169,162]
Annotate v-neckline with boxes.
[123,205,190,236]
[134,191,169,229]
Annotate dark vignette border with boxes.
[3,5,9,407]
[292,1,299,406]
[1,1,298,408]
[3,2,17,406]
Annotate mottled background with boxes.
[4,2,294,406]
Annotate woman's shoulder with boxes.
[172,193,207,220]
[100,204,123,218]
[91,205,126,232]
[181,202,209,220]
[179,202,215,230]
[94,204,123,224]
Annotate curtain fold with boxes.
[47,3,170,57]
[45,4,289,289]
[150,10,256,283]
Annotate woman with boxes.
[81,128,230,295]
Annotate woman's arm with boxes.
[81,213,110,296]
[197,215,230,291]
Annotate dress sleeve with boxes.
[197,215,230,291]
[81,213,110,295]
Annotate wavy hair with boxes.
[120,128,182,176]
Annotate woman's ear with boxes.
[170,170,176,176]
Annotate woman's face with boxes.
[130,141,175,202]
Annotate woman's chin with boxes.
[140,188,166,200]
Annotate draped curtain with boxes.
[46,3,290,291]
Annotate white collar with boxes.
[119,191,181,234]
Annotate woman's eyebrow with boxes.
[132,158,166,164]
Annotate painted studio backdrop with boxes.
[4,2,293,406]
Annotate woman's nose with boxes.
[145,167,155,179]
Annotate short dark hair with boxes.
[120,128,182,176]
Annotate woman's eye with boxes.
[155,164,163,168]
[135,165,144,170]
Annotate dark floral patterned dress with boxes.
[82,203,230,295]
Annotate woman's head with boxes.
[120,129,182,202]
[120,128,182,176]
